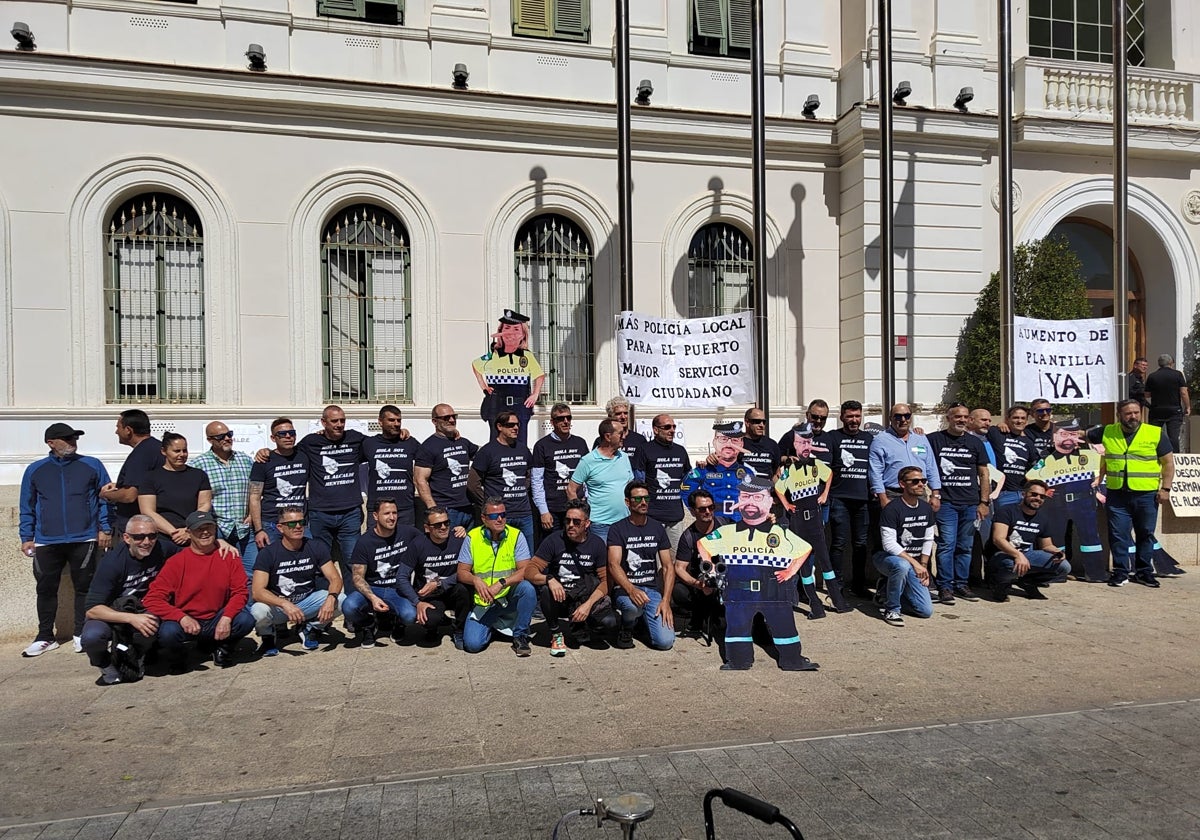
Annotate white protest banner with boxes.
[1014,315,1116,403]
[1169,454,1200,517]
[616,310,756,408]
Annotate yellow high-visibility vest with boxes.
[467,525,519,605]
[1102,423,1163,492]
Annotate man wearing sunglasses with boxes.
[344,498,425,647]
[872,467,936,626]
[739,407,782,482]
[631,413,691,550]
[825,400,875,597]
[671,490,729,638]
[987,480,1070,601]
[249,418,309,549]
[607,480,675,651]
[415,404,480,531]
[194,420,257,581]
[456,498,536,656]
[401,507,473,648]
[1024,399,1056,459]
[778,400,832,470]
[868,403,941,513]
[927,404,991,604]
[20,422,112,658]
[532,403,589,540]
[569,419,635,543]
[80,514,179,684]
[250,506,344,655]
[469,410,534,550]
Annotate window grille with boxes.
[687,222,754,318]
[104,194,205,403]
[321,205,413,403]
[1029,0,1146,67]
[513,214,594,403]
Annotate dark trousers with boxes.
[788,506,849,616]
[671,580,723,628]
[32,542,97,641]
[536,583,617,635]
[725,600,806,671]
[157,610,255,655]
[1151,411,1184,455]
[828,497,871,592]
[425,583,474,632]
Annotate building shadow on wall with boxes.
[865,153,917,405]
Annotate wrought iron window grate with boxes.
[687,222,754,319]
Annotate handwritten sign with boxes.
[616,311,756,408]
[1014,316,1116,403]
[1169,454,1200,517]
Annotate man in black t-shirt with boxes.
[531,403,590,540]
[415,404,480,531]
[250,506,345,655]
[1145,353,1190,453]
[363,404,421,527]
[872,466,936,626]
[1024,398,1056,459]
[741,407,782,482]
[825,400,875,596]
[928,405,991,603]
[469,410,534,551]
[670,490,728,637]
[987,481,1069,601]
[249,417,309,549]
[296,405,368,570]
[526,499,617,653]
[631,413,691,551]
[607,480,675,651]
[398,506,473,647]
[342,498,425,647]
[100,409,164,537]
[81,514,178,685]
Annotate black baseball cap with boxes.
[44,423,85,441]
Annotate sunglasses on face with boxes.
[273,429,297,438]
[1034,408,1053,415]
[435,413,458,421]
[553,415,572,422]
[427,520,451,528]
[893,413,912,421]
[693,505,715,513]
[207,432,234,441]
[126,533,157,542]
[1026,493,1047,500]
[747,418,766,424]
[497,421,519,428]
[483,512,507,520]
[655,424,676,430]
[627,495,650,503]
[904,477,928,485]
[279,520,307,529]
[808,416,828,424]
[564,517,587,525]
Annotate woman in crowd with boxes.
[138,432,213,545]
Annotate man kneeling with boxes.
[250,506,345,654]
[987,480,1070,601]
[457,498,536,655]
[143,511,254,671]
[872,467,936,627]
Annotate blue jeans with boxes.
[935,502,978,590]
[308,507,363,568]
[448,508,475,530]
[225,527,258,584]
[342,586,417,628]
[590,522,612,544]
[872,553,934,618]
[997,490,1022,510]
[249,589,345,636]
[462,580,536,652]
[986,549,1071,592]
[614,586,675,650]
[507,514,535,554]
[1105,489,1159,581]
[157,610,255,652]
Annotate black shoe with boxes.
[1020,584,1048,600]
[213,647,235,668]
[357,626,377,648]
[780,656,820,672]
[258,635,280,657]
[511,635,532,657]
[720,662,751,671]
[953,585,980,602]
[614,629,635,650]
[1134,576,1161,588]
[1107,575,1128,587]
[392,624,407,643]
[992,586,1010,603]
[168,658,190,675]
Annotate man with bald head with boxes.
[869,403,941,508]
[193,420,256,580]
[415,404,479,531]
[631,413,691,550]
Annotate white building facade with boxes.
[0,0,1198,478]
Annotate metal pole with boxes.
[878,0,895,421]
[751,0,769,422]
[616,0,633,314]
[1113,0,1129,408]
[998,0,1015,411]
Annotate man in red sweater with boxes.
[143,510,254,671]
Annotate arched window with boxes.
[104,193,205,402]
[321,205,412,403]
[687,222,753,318]
[1051,218,1145,357]
[514,214,594,403]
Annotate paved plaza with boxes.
[2,574,1199,837]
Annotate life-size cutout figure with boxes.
[680,421,758,522]
[773,425,850,617]
[1024,418,1107,582]
[697,475,819,672]
[471,309,545,444]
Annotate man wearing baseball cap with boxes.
[19,423,112,658]
[142,510,253,671]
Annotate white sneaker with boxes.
[73,635,83,653]
[21,640,59,658]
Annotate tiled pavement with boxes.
[4,699,1199,839]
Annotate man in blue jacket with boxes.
[19,423,112,658]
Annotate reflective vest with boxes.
[467,525,519,606]
[1102,423,1163,492]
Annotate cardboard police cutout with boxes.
[681,421,756,522]
[698,474,819,671]
[472,309,545,443]
[1024,418,1108,582]
[774,424,849,617]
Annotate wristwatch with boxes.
[497,576,507,587]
